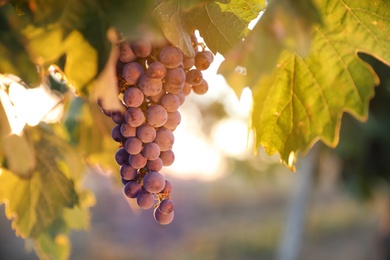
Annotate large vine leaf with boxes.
[223,0,390,167]
[186,0,266,55]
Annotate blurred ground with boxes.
[0,157,383,260]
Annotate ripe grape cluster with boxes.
[98,33,213,225]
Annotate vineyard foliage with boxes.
[0,0,389,259]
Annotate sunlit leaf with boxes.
[249,0,390,166]
[3,134,35,177]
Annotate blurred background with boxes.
[1,53,390,260]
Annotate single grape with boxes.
[159,150,175,166]
[122,62,144,85]
[136,189,155,209]
[159,46,183,69]
[125,107,145,127]
[158,198,174,214]
[155,128,174,151]
[163,111,181,131]
[115,148,130,165]
[143,171,165,193]
[124,181,142,198]
[129,153,147,169]
[147,61,166,79]
[192,79,208,95]
[112,125,126,143]
[123,87,144,108]
[120,123,136,138]
[185,69,203,86]
[142,142,161,160]
[138,75,163,97]
[146,158,163,172]
[161,93,180,112]
[146,105,168,127]
[175,92,185,106]
[119,41,137,63]
[136,124,156,143]
[150,88,166,103]
[183,56,195,70]
[132,39,152,58]
[165,68,186,88]
[111,110,126,124]
[120,163,139,181]
[153,207,174,225]
[124,137,143,155]
[159,180,173,194]
[194,50,213,70]
[182,82,192,96]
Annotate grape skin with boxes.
[192,79,209,95]
[119,42,137,63]
[147,61,166,79]
[124,137,143,155]
[132,39,152,58]
[138,75,163,97]
[143,171,166,193]
[136,124,156,143]
[120,123,137,138]
[158,198,174,214]
[159,180,172,194]
[129,153,147,169]
[112,125,126,143]
[153,207,174,225]
[146,105,168,127]
[142,142,161,160]
[136,189,155,209]
[124,181,142,198]
[115,148,129,165]
[111,110,126,124]
[122,62,144,85]
[123,87,144,108]
[155,128,174,151]
[161,93,180,112]
[125,107,145,127]
[185,69,203,86]
[194,50,213,70]
[146,158,163,172]
[163,111,181,131]
[159,46,183,69]
[120,163,139,181]
[160,150,175,166]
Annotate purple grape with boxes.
[120,163,139,180]
[111,110,126,124]
[136,189,155,209]
[115,148,129,165]
[154,128,174,151]
[153,207,174,225]
[119,41,137,63]
[147,61,166,79]
[132,39,152,58]
[185,69,203,86]
[112,125,126,143]
[161,93,180,112]
[142,142,161,160]
[159,46,183,69]
[124,137,143,155]
[124,181,142,198]
[122,62,144,85]
[123,87,144,108]
[159,150,175,166]
[138,75,163,96]
[146,158,163,172]
[129,153,147,169]
[150,89,166,103]
[120,123,137,138]
[163,111,181,131]
[159,180,173,194]
[125,107,145,127]
[194,50,213,70]
[136,124,156,143]
[146,105,168,127]
[143,171,165,193]
[158,198,174,214]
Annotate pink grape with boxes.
[153,207,174,225]
[129,153,147,169]
[147,61,166,79]
[124,137,143,155]
[159,180,173,194]
[192,79,208,95]
[155,128,174,151]
[159,150,175,166]
[175,92,185,105]
[150,89,166,103]
[142,142,161,160]
[195,50,213,70]
[159,46,183,68]
[185,69,203,86]
[122,62,144,85]
[163,111,181,131]
[136,124,156,143]
[143,171,165,193]
[120,123,137,138]
[138,75,163,96]
[136,190,155,209]
[158,198,174,214]
[120,163,138,181]
[119,41,137,63]
[146,105,168,127]
[161,93,180,112]
[132,39,152,58]
[146,158,163,172]
[182,82,192,96]
[123,87,144,107]
[183,56,195,70]
[125,107,145,127]
[124,181,142,198]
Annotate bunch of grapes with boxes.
[99,33,213,225]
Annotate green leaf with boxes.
[34,233,70,260]
[154,1,195,57]
[248,0,390,167]
[3,134,35,178]
[219,0,321,96]
[186,0,266,55]
[0,126,80,238]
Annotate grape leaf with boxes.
[34,233,70,260]
[186,0,266,55]
[0,126,82,238]
[243,0,389,167]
